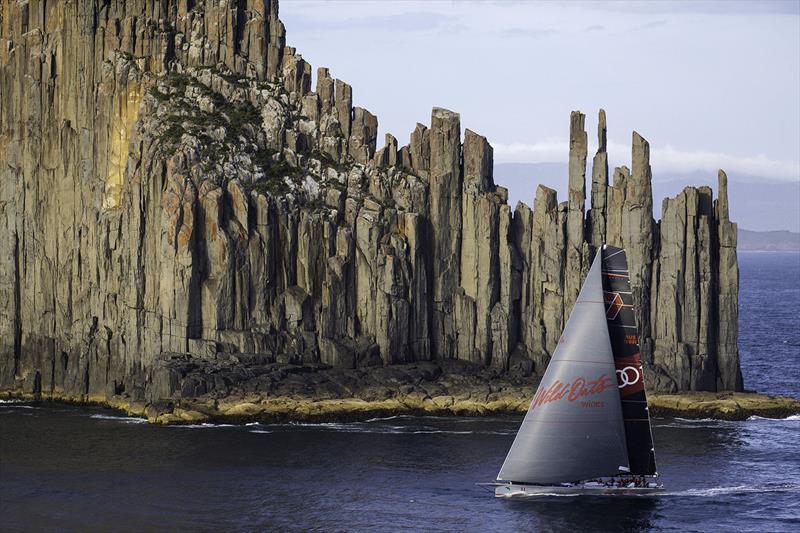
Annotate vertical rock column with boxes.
[651,189,683,389]
[373,133,398,168]
[650,176,740,392]
[587,109,608,245]
[402,213,430,360]
[335,80,353,141]
[266,0,286,80]
[316,68,345,161]
[564,111,587,316]
[456,130,499,364]
[281,48,312,100]
[625,132,656,361]
[492,202,520,370]
[715,170,743,391]
[354,200,383,339]
[605,166,630,248]
[409,123,431,178]
[525,186,567,372]
[157,176,200,355]
[348,107,378,165]
[375,227,412,364]
[689,187,717,390]
[512,202,533,355]
[428,108,462,359]
[652,186,716,390]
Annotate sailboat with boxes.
[491,245,663,497]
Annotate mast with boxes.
[497,252,629,484]
[600,245,658,475]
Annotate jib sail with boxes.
[600,245,658,476]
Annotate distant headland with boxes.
[738,229,800,251]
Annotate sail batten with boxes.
[497,252,629,484]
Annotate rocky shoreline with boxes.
[3,362,796,424]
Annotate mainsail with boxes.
[497,251,629,484]
[601,245,658,476]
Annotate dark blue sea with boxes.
[1,252,798,532]
[738,252,800,399]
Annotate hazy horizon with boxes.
[494,162,800,232]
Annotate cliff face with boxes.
[0,0,742,406]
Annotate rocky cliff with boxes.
[0,0,742,408]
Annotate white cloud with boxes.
[646,144,800,180]
[493,139,800,181]
[492,139,569,163]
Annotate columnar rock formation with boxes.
[0,0,742,406]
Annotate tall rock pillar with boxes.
[587,109,608,245]
[266,0,287,80]
[715,170,743,391]
[428,108,462,359]
[564,111,588,316]
[626,132,656,361]
[457,130,499,364]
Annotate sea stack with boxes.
[0,0,743,409]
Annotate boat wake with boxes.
[663,483,800,497]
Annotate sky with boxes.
[279,0,800,183]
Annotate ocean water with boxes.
[1,252,798,532]
[1,405,798,532]
[738,252,800,398]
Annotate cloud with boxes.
[570,0,800,16]
[493,139,800,181]
[289,12,458,33]
[635,19,668,30]
[501,27,558,38]
[493,139,569,163]
[584,24,605,32]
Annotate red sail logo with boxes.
[531,374,615,409]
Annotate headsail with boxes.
[497,252,629,484]
[601,245,658,476]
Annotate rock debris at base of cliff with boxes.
[0,0,742,409]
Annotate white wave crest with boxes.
[363,414,456,423]
[89,414,147,423]
[171,423,236,429]
[363,415,405,423]
[262,421,516,435]
[747,414,800,422]
[498,492,582,499]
